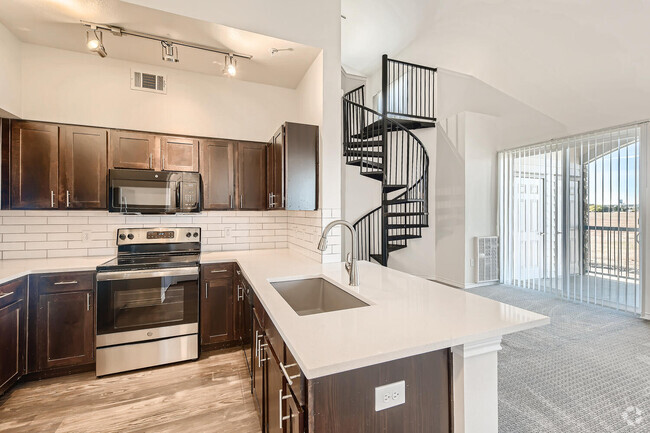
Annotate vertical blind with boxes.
[498,123,644,313]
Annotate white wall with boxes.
[20,43,299,142]
[0,22,22,118]
[464,112,501,285]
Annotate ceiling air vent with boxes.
[131,70,166,94]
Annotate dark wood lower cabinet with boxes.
[28,272,95,374]
[266,344,284,433]
[200,264,235,347]
[0,294,25,395]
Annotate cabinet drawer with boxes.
[0,277,26,310]
[36,272,94,294]
[202,263,234,280]
[264,316,283,361]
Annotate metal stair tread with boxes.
[387,234,422,241]
[351,117,437,139]
[347,159,384,169]
[384,198,425,205]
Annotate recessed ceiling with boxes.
[0,0,321,88]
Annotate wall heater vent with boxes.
[475,236,499,284]
[131,70,166,94]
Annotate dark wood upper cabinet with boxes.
[267,122,318,211]
[109,130,159,170]
[0,278,26,396]
[200,140,235,210]
[161,136,199,172]
[267,127,285,210]
[59,125,108,209]
[11,121,59,209]
[237,142,266,210]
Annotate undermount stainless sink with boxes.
[271,277,369,316]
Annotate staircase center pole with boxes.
[381,54,389,266]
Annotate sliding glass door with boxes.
[499,124,643,313]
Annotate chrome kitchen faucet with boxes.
[317,219,360,286]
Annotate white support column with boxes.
[451,337,502,433]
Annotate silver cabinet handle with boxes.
[0,292,14,299]
[54,280,78,285]
[279,391,292,429]
[236,270,241,276]
[240,194,243,209]
[86,293,90,311]
[229,194,233,209]
[162,154,165,170]
[149,153,153,169]
[279,389,283,430]
[237,285,244,301]
[279,362,293,386]
[50,191,55,208]
[255,330,259,359]
[211,269,228,273]
[66,190,71,208]
[205,282,208,299]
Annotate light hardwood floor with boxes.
[0,348,261,433]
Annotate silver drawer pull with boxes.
[0,292,14,299]
[289,374,301,380]
[210,269,228,273]
[54,280,78,285]
[236,270,241,275]
[86,293,90,311]
[279,362,294,386]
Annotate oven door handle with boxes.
[96,267,199,281]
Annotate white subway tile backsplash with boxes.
[4,250,46,259]
[0,209,316,260]
[3,233,46,242]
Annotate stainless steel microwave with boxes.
[108,169,201,214]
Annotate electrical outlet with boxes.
[81,231,92,242]
[224,227,232,238]
[375,380,405,411]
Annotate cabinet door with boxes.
[0,300,25,395]
[237,142,266,210]
[109,130,158,170]
[200,140,234,210]
[37,291,94,370]
[11,121,59,209]
[267,127,285,210]
[200,277,234,345]
[285,389,305,433]
[161,136,199,172]
[266,346,284,433]
[59,125,108,209]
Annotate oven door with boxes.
[108,169,181,214]
[96,268,199,346]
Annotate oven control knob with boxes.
[119,234,126,240]
[186,232,192,238]
[127,234,134,240]
[193,232,199,238]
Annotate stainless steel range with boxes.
[95,227,201,376]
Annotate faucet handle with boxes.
[345,252,352,272]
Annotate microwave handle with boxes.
[176,182,182,211]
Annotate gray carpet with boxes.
[469,284,650,433]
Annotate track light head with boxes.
[223,54,237,77]
[161,41,179,63]
[86,29,107,58]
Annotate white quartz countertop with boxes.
[201,249,550,379]
[0,256,112,284]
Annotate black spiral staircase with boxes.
[344,55,436,266]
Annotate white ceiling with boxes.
[341,0,434,75]
[0,0,321,88]
[343,0,650,142]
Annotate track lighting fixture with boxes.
[161,41,179,63]
[86,28,107,58]
[80,21,252,77]
[224,55,237,77]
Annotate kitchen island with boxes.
[201,249,549,433]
